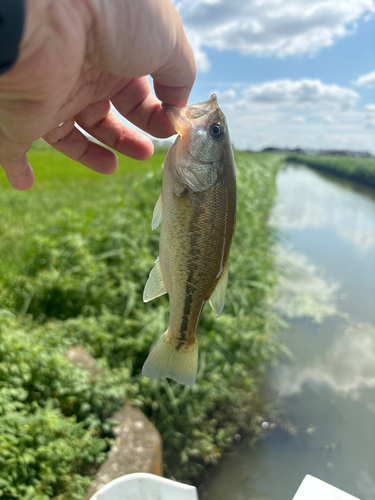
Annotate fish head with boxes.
[163,94,232,168]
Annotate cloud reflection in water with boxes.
[274,323,375,398]
[271,165,375,251]
[275,248,341,323]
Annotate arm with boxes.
[0,0,196,190]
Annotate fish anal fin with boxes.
[209,262,229,317]
[151,194,163,230]
[142,329,198,386]
[143,257,167,302]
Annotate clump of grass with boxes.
[0,150,282,495]
[286,154,375,188]
[0,315,129,500]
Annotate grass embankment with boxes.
[285,154,375,189]
[0,145,282,499]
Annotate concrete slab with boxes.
[84,404,163,500]
[64,345,163,500]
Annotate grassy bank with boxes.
[0,147,282,499]
[285,153,375,189]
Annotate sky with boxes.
[166,0,375,153]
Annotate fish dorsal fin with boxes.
[209,261,229,317]
[143,257,167,302]
[180,164,217,192]
[151,194,163,230]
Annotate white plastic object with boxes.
[293,475,360,500]
[88,472,199,500]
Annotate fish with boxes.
[142,94,236,386]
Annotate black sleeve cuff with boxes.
[0,0,26,75]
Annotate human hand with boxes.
[0,0,195,190]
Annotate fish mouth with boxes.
[163,94,218,136]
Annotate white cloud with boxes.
[215,89,237,100]
[185,33,211,72]
[354,70,375,87]
[241,79,358,109]
[175,0,375,69]
[291,116,306,123]
[364,103,375,128]
[212,79,375,153]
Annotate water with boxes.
[201,164,375,500]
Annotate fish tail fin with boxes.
[142,328,198,386]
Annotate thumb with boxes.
[152,20,196,107]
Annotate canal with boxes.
[201,163,375,500]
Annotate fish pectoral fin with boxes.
[180,163,217,192]
[209,262,229,317]
[151,194,163,230]
[143,257,167,302]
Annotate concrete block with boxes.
[84,404,163,500]
[64,345,163,500]
[65,345,103,379]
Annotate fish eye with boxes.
[210,123,224,140]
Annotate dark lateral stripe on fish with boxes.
[177,212,202,348]
[178,276,194,349]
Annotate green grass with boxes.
[0,146,283,498]
[285,153,375,188]
[0,145,167,279]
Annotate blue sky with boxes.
[169,0,375,153]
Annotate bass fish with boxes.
[142,94,236,386]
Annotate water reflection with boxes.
[357,471,375,500]
[275,322,375,398]
[201,164,375,500]
[275,248,341,323]
[271,165,375,251]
